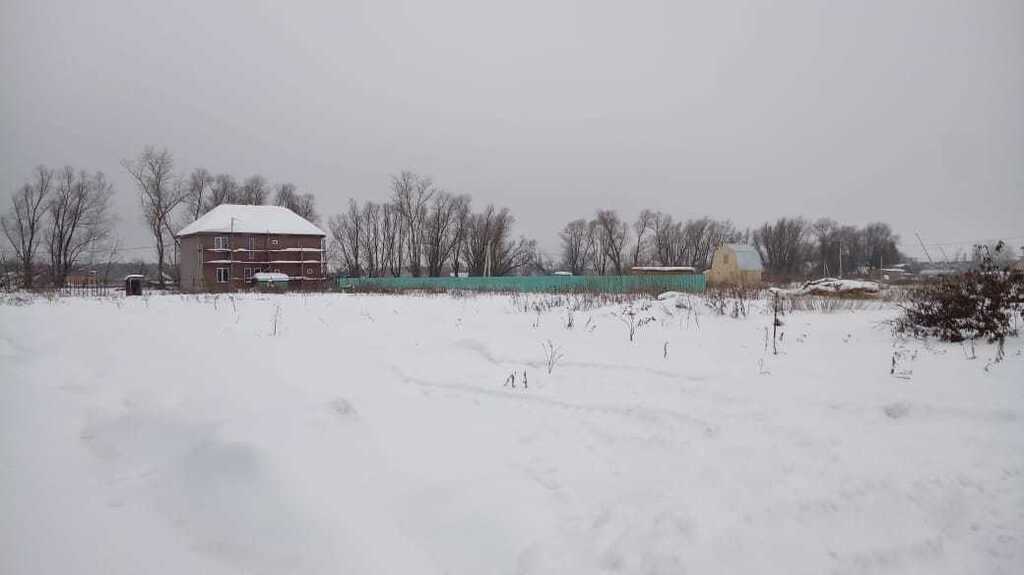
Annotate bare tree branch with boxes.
[122,147,187,289]
[1,166,54,288]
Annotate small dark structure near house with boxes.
[125,274,144,296]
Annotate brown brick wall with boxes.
[179,232,326,292]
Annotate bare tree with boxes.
[238,175,269,205]
[273,182,297,209]
[391,171,434,276]
[361,201,383,277]
[496,237,537,276]
[463,205,498,276]
[631,209,655,268]
[46,167,114,286]
[527,245,556,276]
[423,192,468,276]
[329,199,364,277]
[811,218,839,276]
[206,173,239,212]
[587,219,606,274]
[594,209,629,275]
[753,217,810,277]
[463,205,535,276]
[293,193,319,223]
[802,221,901,275]
[381,202,403,277]
[447,197,472,276]
[1,166,54,288]
[862,222,901,270]
[123,147,187,288]
[0,244,12,288]
[651,211,683,266]
[559,219,592,275]
[274,183,319,223]
[184,168,213,221]
[678,217,739,269]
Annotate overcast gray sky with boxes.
[2,0,1022,260]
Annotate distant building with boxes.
[176,204,326,292]
[707,244,763,286]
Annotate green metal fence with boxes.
[337,274,705,294]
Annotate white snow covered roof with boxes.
[177,204,325,237]
[724,244,763,272]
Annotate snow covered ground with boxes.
[1,292,1022,574]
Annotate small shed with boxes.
[708,244,763,286]
[253,272,289,289]
[124,274,144,296]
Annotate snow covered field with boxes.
[1,292,1022,574]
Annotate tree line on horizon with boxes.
[329,171,537,279]
[3,149,908,288]
[331,171,905,280]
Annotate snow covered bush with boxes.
[894,243,1024,344]
[701,286,760,318]
[541,339,564,374]
[619,302,655,342]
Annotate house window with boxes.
[214,236,228,250]
[247,237,255,259]
[243,268,254,281]
[306,268,313,275]
[216,267,229,283]
[271,238,279,246]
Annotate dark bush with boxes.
[894,243,1023,343]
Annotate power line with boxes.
[898,235,1024,248]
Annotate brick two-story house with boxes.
[176,204,327,291]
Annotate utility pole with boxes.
[915,232,935,265]
[839,239,843,278]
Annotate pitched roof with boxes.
[724,243,764,271]
[177,204,325,237]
